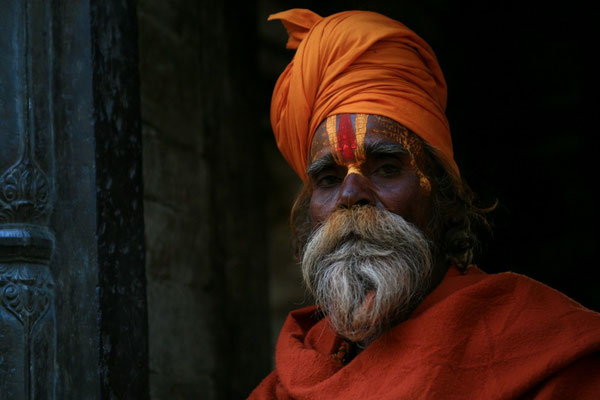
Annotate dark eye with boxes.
[316,174,343,188]
[373,163,401,177]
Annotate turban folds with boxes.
[268,9,459,182]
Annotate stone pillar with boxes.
[0,1,56,398]
[1,0,148,398]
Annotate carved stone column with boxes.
[2,0,148,399]
[0,0,56,399]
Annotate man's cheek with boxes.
[309,198,331,228]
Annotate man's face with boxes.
[307,114,432,230]
[301,114,437,343]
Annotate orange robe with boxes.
[249,267,600,399]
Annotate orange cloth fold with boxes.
[249,267,600,399]
[268,9,459,182]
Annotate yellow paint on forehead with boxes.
[354,114,368,161]
[346,164,363,176]
[311,114,430,190]
[325,115,341,164]
[324,114,368,165]
[371,115,432,192]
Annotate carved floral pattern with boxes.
[0,265,53,329]
[0,263,55,399]
[0,156,51,224]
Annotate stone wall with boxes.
[138,1,271,398]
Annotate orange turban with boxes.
[268,9,459,182]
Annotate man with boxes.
[250,9,600,399]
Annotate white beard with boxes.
[301,206,433,343]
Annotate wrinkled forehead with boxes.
[309,114,425,164]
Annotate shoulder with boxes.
[522,353,600,399]
[441,267,597,316]
[383,267,600,397]
[446,269,600,346]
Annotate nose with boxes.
[337,172,376,209]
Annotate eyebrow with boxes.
[306,142,408,177]
[364,141,408,158]
[306,153,336,177]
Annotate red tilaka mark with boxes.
[337,114,357,161]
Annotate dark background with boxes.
[259,0,598,313]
